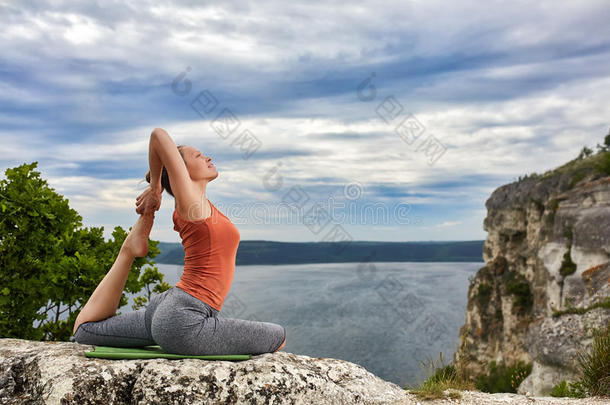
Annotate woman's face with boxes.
[181,146,218,181]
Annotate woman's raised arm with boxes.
[148,128,164,192]
[148,128,196,207]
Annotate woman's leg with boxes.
[276,335,286,352]
[72,213,155,335]
[71,285,173,346]
[70,308,154,347]
[151,287,286,355]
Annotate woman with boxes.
[70,127,286,355]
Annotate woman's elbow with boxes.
[151,127,168,137]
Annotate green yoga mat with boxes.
[84,345,251,361]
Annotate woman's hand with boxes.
[135,186,163,215]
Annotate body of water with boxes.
[121,261,480,388]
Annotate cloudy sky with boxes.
[1,0,609,244]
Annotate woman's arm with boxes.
[148,129,164,192]
[148,127,196,208]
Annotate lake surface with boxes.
[122,261,481,388]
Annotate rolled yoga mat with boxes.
[84,345,251,361]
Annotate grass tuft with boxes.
[474,360,532,393]
[403,351,477,401]
[551,323,610,398]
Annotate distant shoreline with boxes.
[154,240,485,266]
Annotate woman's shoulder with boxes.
[174,199,213,222]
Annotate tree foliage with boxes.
[596,129,610,153]
[0,162,170,341]
[577,146,593,159]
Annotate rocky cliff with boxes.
[453,152,610,396]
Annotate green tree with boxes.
[577,146,593,159]
[596,129,610,153]
[0,162,170,341]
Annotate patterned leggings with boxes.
[70,286,286,355]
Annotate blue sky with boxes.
[1,0,609,243]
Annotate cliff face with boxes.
[454,153,610,396]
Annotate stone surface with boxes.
[2,338,607,404]
[0,338,407,404]
[454,161,610,396]
[391,390,610,405]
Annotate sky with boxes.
[1,0,609,244]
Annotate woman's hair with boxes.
[144,144,187,198]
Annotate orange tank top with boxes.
[173,200,240,311]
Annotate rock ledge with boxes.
[0,338,406,404]
[2,339,607,404]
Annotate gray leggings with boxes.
[70,286,286,355]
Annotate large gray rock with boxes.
[3,339,608,404]
[0,338,407,404]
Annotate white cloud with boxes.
[1,0,609,242]
[420,220,463,230]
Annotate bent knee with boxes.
[70,322,94,344]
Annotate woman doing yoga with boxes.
[70,127,287,355]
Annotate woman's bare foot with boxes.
[122,213,154,257]
[274,336,286,352]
